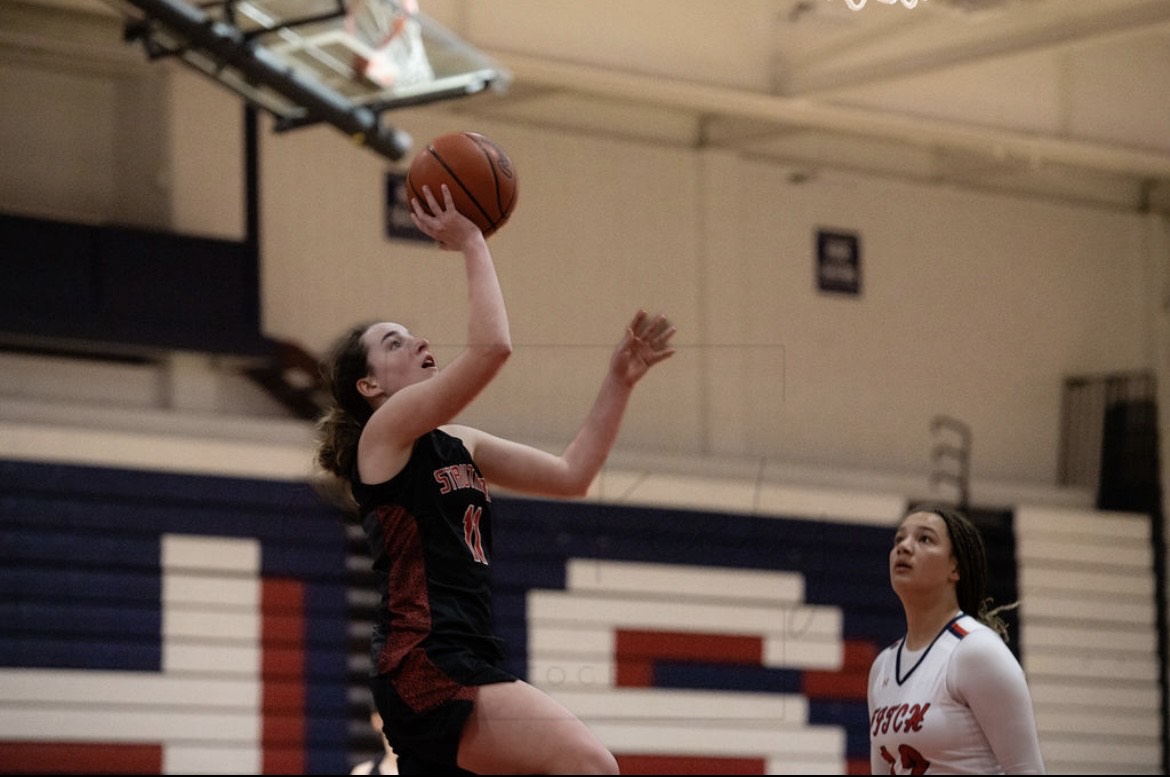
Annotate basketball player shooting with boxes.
[313,182,676,774]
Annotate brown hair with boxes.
[907,502,1018,643]
[312,321,376,514]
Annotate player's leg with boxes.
[457,679,619,775]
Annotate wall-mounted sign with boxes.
[385,172,429,243]
[816,228,861,296]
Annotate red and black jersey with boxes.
[352,429,510,712]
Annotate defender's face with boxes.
[890,511,959,594]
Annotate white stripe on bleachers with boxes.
[164,572,263,607]
[527,591,842,670]
[1021,595,1154,626]
[1033,707,1161,739]
[565,559,805,603]
[0,669,260,708]
[1016,504,1159,776]
[1024,623,1155,654]
[590,719,843,758]
[1027,680,1158,709]
[1019,565,1153,597]
[0,705,260,742]
[527,590,840,638]
[162,535,260,573]
[543,687,809,724]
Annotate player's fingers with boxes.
[654,323,676,346]
[648,313,672,336]
[410,195,436,222]
[628,310,648,334]
[636,313,670,341]
[421,184,443,213]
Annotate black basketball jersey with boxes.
[352,429,505,693]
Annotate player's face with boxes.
[359,321,437,400]
[889,511,959,595]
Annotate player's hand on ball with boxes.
[610,310,676,386]
[410,184,483,251]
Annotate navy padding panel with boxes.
[0,459,351,774]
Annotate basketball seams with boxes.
[483,138,517,218]
[465,133,506,219]
[406,131,516,239]
[426,142,497,233]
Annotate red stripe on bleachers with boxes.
[615,630,763,663]
[262,679,308,711]
[801,639,877,700]
[262,577,304,775]
[261,580,305,609]
[847,755,872,774]
[615,629,764,688]
[616,753,767,774]
[0,742,162,773]
[802,667,869,698]
[616,659,656,687]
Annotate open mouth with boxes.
[421,355,435,369]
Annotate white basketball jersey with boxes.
[867,613,1031,775]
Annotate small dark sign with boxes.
[385,172,429,243]
[816,228,861,296]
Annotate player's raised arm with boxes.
[460,309,676,497]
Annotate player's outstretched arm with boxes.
[450,310,675,497]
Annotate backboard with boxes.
[103,0,511,160]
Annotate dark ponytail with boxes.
[312,321,376,515]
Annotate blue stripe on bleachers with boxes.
[491,497,908,648]
[0,527,162,568]
[653,661,804,694]
[808,699,871,758]
[0,635,162,671]
[0,459,351,772]
[1,601,162,639]
[0,565,162,603]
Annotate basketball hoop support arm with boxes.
[121,0,412,160]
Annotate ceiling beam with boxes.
[783,0,1170,95]
[0,0,139,71]
[492,49,1170,181]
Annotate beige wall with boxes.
[0,12,1165,773]
[1,58,1160,495]
[1,57,1165,777]
[174,71,1152,491]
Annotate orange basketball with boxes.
[406,131,518,239]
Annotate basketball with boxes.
[406,131,518,239]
